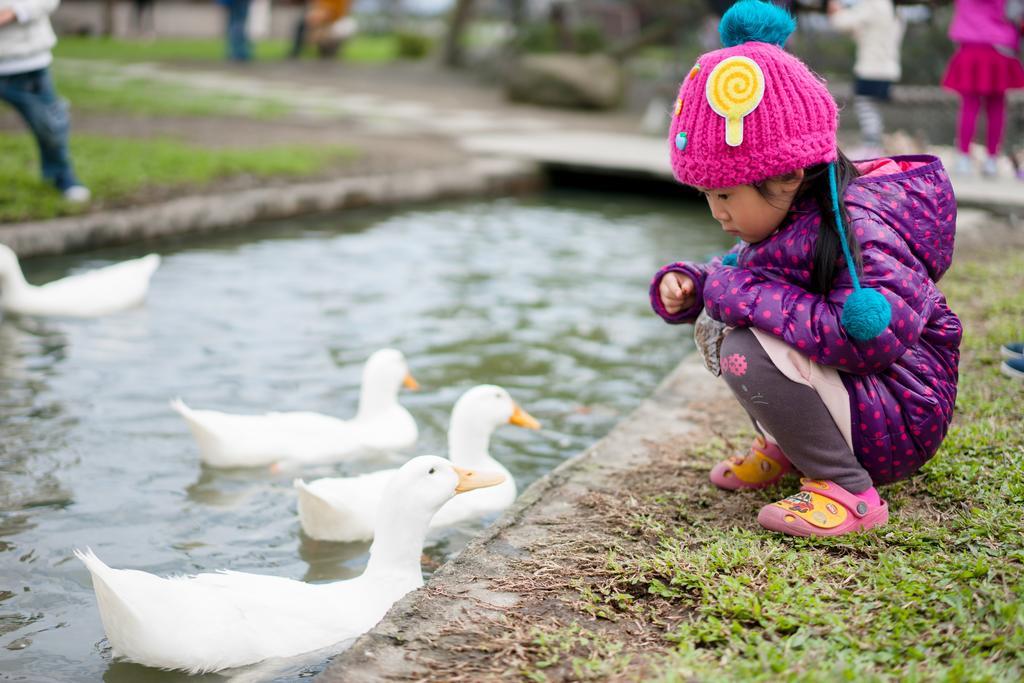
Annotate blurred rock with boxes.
[505,53,624,110]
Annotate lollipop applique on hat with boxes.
[706,55,765,147]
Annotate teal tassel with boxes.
[719,0,796,48]
[828,161,891,340]
[721,253,738,266]
[842,288,891,341]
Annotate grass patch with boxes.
[0,132,355,222]
[54,34,402,64]
[53,66,291,119]
[545,253,1024,682]
[522,622,633,681]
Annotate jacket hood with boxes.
[846,155,956,281]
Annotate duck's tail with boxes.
[170,397,205,433]
[74,547,143,625]
[169,397,193,420]
[138,253,162,279]
[294,479,368,542]
[170,398,225,465]
[74,546,108,577]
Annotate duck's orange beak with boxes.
[453,466,506,493]
[508,403,540,430]
[403,373,420,391]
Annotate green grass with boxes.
[530,254,1024,682]
[45,33,424,118]
[523,623,633,681]
[0,132,355,222]
[52,67,291,119]
[47,33,417,117]
[54,34,402,64]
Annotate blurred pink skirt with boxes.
[942,43,1024,95]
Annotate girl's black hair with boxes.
[755,149,862,295]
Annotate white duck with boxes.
[75,455,503,674]
[294,384,539,543]
[172,349,419,469]
[0,243,160,317]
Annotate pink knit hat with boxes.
[669,0,838,189]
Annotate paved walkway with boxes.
[60,58,1024,214]
[460,131,1024,212]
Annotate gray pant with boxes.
[853,95,884,148]
[719,328,872,493]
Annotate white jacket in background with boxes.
[0,0,59,73]
[829,0,905,82]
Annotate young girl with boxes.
[651,0,962,537]
[942,0,1024,176]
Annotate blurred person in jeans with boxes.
[0,0,89,202]
[132,0,155,38]
[219,0,253,61]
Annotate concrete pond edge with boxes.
[321,353,730,681]
[0,157,542,258]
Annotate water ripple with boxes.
[0,191,726,681]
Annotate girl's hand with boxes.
[659,272,696,314]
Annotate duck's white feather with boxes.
[296,460,514,542]
[172,349,417,468]
[295,470,395,542]
[296,385,531,542]
[75,550,410,674]
[0,245,159,317]
[77,456,475,674]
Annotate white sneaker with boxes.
[62,185,91,203]
[981,156,999,177]
[952,153,974,176]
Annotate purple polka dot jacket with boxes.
[650,155,962,484]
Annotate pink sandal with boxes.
[709,435,794,490]
[757,478,889,537]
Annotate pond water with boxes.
[0,190,726,681]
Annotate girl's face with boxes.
[696,173,804,244]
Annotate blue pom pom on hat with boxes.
[718,0,796,48]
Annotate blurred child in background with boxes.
[828,0,905,159]
[0,0,90,202]
[942,0,1024,176]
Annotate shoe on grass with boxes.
[62,185,91,203]
[709,435,794,490]
[1000,342,1024,360]
[1002,356,1024,380]
[757,478,888,537]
